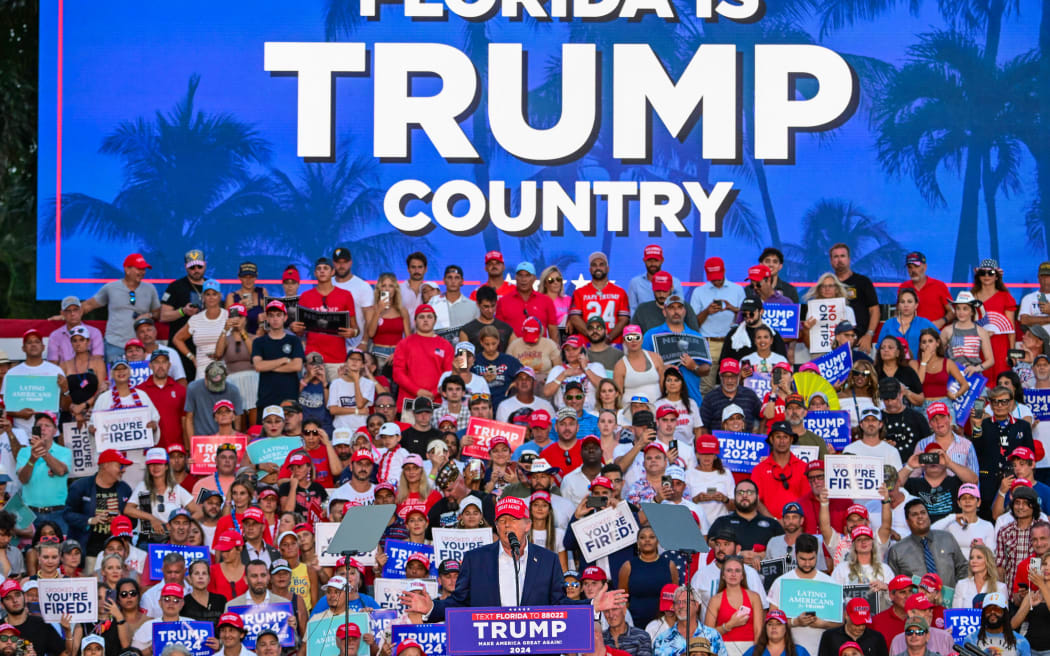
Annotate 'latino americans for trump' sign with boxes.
[713,431,769,473]
[570,501,639,562]
[92,406,154,451]
[39,577,98,623]
[432,528,492,565]
[824,455,883,500]
[445,606,595,656]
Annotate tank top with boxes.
[622,351,661,402]
[67,371,99,405]
[233,288,266,334]
[222,333,253,374]
[289,561,312,607]
[374,315,405,347]
[923,361,951,399]
[948,325,983,368]
[715,588,755,642]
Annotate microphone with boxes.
[508,531,521,557]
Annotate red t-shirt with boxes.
[871,608,906,644]
[496,291,558,336]
[540,441,583,480]
[899,278,953,323]
[278,444,335,487]
[569,283,630,342]
[751,455,810,518]
[470,281,516,300]
[136,377,187,450]
[298,287,356,363]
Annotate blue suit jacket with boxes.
[428,541,586,621]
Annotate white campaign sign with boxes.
[63,421,97,478]
[432,528,492,564]
[807,298,846,354]
[313,522,378,567]
[570,501,640,562]
[790,445,820,464]
[373,578,439,609]
[92,407,155,451]
[824,455,883,500]
[40,577,98,623]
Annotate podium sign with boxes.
[445,606,595,655]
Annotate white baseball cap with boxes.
[332,428,353,446]
[379,423,402,437]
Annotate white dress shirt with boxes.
[498,541,531,606]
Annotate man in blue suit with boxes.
[401,496,627,620]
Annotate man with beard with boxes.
[580,316,622,376]
[752,421,809,518]
[718,297,788,365]
[561,435,605,506]
[292,257,359,380]
[185,361,244,435]
[240,509,280,566]
[878,378,930,466]
[135,316,187,383]
[159,249,209,377]
[691,257,746,395]
[767,501,828,571]
[332,450,376,506]
[628,245,684,311]
[831,244,880,351]
[331,246,374,349]
[768,534,841,656]
[699,359,761,433]
[653,586,727,656]
[427,463,496,532]
[961,592,1030,656]
[228,559,291,610]
[784,394,830,460]
[471,251,515,300]
[708,480,784,561]
[193,489,224,546]
[569,251,631,344]
[688,527,767,609]
[0,580,63,656]
[641,294,708,403]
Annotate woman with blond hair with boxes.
[801,272,857,331]
[538,265,571,329]
[395,454,442,511]
[364,272,410,362]
[954,543,1007,608]
[831,526,894,608]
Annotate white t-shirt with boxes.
[495,396,555,424]
[740,352,789,373]
[657,397,704,443]
[330,481,376,506]
[931,514,996,559]
[683,468,736,526]
[334,275,374,348]
[328,377,376,431]
[1,361,65,433]
[545,363,607,411]
[615,438,697,487]
[952,577,1008,609]
[839,396,878,428]
[530,527,566,553]
[691,561,768,609]
[768,569,836,656]
[1019,291,1047,321]
[129,482,193,524]
[438,371,490,396]
[841,439,903,471]
[830,558,896,586]
[91,389,161,443]
[187,309,229,378]
[865,493,917,544]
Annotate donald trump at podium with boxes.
[400,496,627,620]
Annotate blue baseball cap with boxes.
[149,349,170,362]
[111,358,130,370]
[202,279,221,294]
[782,502,804,517]
[516,261,536,276]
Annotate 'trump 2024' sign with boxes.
[445,606,595,655]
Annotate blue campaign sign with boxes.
[227,601,295,648]
[743,372,772,401]
[370,609,399,640]
[763,304,800,340]
[382,540,438,579]
[944,608,981,643]
[1025,389,1050,420]
[393,624,448,656]
[3,375,59,412]
[813,344,853,386]
[804,411,851,452]
[148,545,211,580]
[951,373,987,424]
[445,606,595,656]
[713,431,769,473]
[153,621,214,656]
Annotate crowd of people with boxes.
[0,242,1047,656]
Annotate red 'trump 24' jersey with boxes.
[569,282,630,341]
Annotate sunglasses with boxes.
[161,596,182,603]
[905,630,927,636]
[991,398,1011,405]
[624,335,641,342]
[39,536,61,544]
[547,277,563,284]
[978,269,997,276]
[775,473,792,490]
[0,636,18,644]
[564,394,584,401]
[304,430,321,436]
[375,404,395,409]
[119,590,139,598]
[129,290,137,306]
[470,394,491,401]
[217,444,238,453]
[564,452,573,466]
[565,582,580,588]
[852,369,872,376]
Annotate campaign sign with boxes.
[39,577,98,623]
[461,417,528,460]
[110,360,151,388]
[315,522,341,567]
[713,431,769,473]
[813,343,853,386]
[743,372,771,400]
[92,406,154,451]
[190,434,248,475]
[369,609,399,641]
[3,375,59,412]
[764,304,801,340]
[825,455,883,500]
[445,606,595,655]
[760,557,788,590]
[306,612,371,656]
[393,624,448,656]
[803,411,852,452]
[570,501,640,563]
[950,373,987,424]
[842,584,883,614]
[1025,389,1050,421]
[650,333,712,366]
[945,608,982,643]
[298,306,350,335]
[373,578,440,610]
[63,421,97,478]
[790,445,820,463]
[153,621,214,656]
[247,436,303,466]
[3,493,35,530]
[432,528,492,564]
[227,601,295,648]
[808,299,846,354]
[778,578,843,622]
[148,544,211,580]
[382,540,438,578]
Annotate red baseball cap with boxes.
[215,529,245,552]
[21,328,43,342]
[920,573,942,592]
[850,526,873,541]
[581,566,607,581]
[0,581,21,598]
[845,598,872,625]
[522,316,543,344]
[287,452,311,467]
[923,442,943,454]
[218,613,245,631]
[110,515,134,538]
[643,441,668,455]
[397,502,428,521]
[396,641,426,656]
[98,449,133,466]
[294,522,314,535]
[563,335,585,350]
[166,443,186,454]
[579,434,601,448]
[889,575,915,592]
[838,642,864,656]
[926,402,950,419]
[659,583,677,611]
[407,553,430,569]
[719,358,741,375]
[265,299,287,313]
[489,435,511,450]
[414,304,436,318]
[695,435,719,455]
[529,410,552,429]
[495,496,528,520]
[845,504,869,519]
[282,267,301,283]
[123,253,151,269]
[1013,477,1035,491]
[351,449,375,463]
[124,338,145,350]
[652,271,673,292]
[161,583,185,599]
[704,257,725,281]
[905,593,933,610]
[806,460,825,474]
[1011,447,1036,462]
[485,251,504,263]
[337,624,362,640]
[590,476,615,491]
[747,264,771,282]
[643,245,664,261]
[656,405,679,419]
[212,399,235,413]
[243,507,265,523]
[530,491,552,505]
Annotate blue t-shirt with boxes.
[15,444,72,507]
[251,332,306,408]
[642,323,704,404]
[472,353,522,409]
